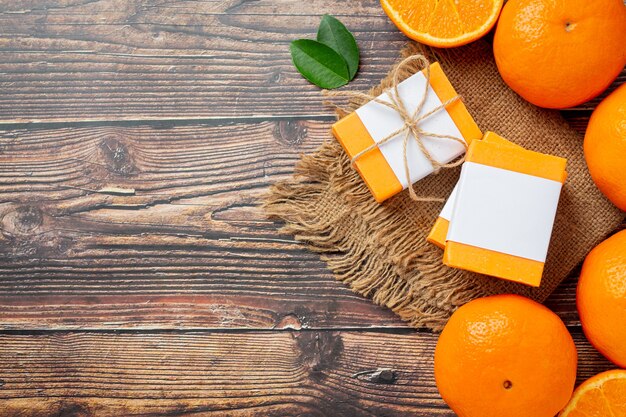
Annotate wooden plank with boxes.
[0,120,321,210]
[0,328,615,417]
[0,0,623,123]
[0,115,615,330]
[0,120,412,330]
[0,277,586,331]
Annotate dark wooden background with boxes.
[0,1,624,416]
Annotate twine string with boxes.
[324,54,468,202]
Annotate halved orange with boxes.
[559,370,626,417]
[381,0,504,48]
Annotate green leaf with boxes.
[290,39,350,89]
[317,14,359,80]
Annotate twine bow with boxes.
[324,54,468,202]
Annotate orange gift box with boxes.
[331,62,482,203]
[442,136,567,287]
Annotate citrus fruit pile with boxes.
[381,0,626,109]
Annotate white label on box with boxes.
[447,162,562,263]
[354,71,466,189]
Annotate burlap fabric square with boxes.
[265,40,625,330]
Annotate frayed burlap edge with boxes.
[263,44,487,331]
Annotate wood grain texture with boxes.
[0,329,615,417]
[0,0,623,123]
[0,119,605,330]
[0,120,414,330]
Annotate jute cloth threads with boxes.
[264,40,625,331]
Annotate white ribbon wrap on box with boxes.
[447,162,563,263]
[354,71,466,189]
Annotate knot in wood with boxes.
[3,205,43,234]
[269,70,281,83]
[100,135,137,176]
[352,368,398,384]
[296,331,343,382]
[273,120,307,146]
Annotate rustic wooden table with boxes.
[0,1,624,416]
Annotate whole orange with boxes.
[584,83,626,211]
[577,229,626,367]
[493,0,626,109]
[435,294,577,417]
